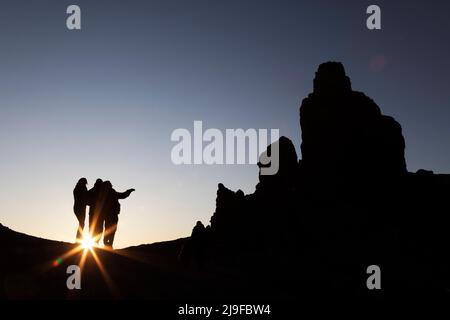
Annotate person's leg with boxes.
[103,217,111,247]
[109,216,118,247]
[94,215,104,244]
[88,212,95,237]
[75,209,85,242]
[76,219,83,242]
[88,206,99,239]
[104,216,118,248]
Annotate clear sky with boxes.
[1,0,449,248]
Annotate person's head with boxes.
[77,177,88,186]
[103,180,113,190]
[94,178,103,188]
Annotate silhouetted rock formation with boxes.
[206,137,300,263]
[257,136,299,191]
[300,61,406,186]
[185,61,450,294]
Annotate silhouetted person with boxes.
[88,178,103,243]
[101,181,135,249]
[73,178,88,242]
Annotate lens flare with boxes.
[80,235,96,250]
[52,258,62,267]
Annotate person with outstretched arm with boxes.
[101,181,135,249]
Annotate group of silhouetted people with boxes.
[73,178,135,249]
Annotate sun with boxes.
[80,235,96,250]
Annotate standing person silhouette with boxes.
[88,178,104,243]
[73,178,88,242]
[101,181,135,249]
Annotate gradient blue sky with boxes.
[0,0,449,248]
